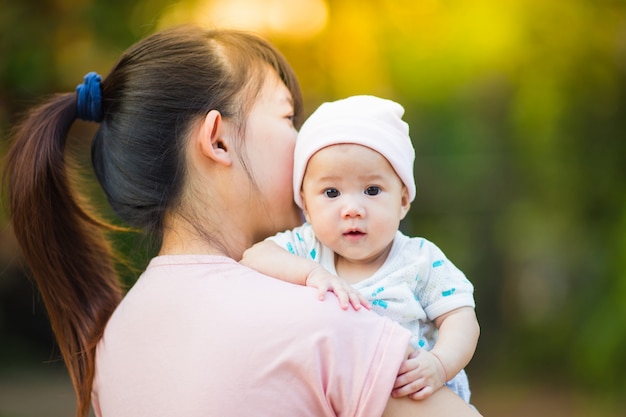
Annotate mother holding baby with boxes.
[4,25,481,417]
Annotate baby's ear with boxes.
[300,192,312,223]
[400,186,411,220]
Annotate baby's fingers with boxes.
[392,376,427,398]
[348,291,370,310]
[331,287,351,310]
[316,285,328,301]
[409,386,434,401]
[320,280,351,309]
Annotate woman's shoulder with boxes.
[118,254,411,348]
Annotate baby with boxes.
[241,95,479,403]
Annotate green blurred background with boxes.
[1,0,625,416]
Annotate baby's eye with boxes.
[324,188,340,198]
[365,186,381,196]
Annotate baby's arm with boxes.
[392,306,479,400]
[241,240,368,310]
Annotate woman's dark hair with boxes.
[3,26,302,417]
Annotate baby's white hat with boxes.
[293,95,416,208]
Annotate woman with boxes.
[4,26,481,417]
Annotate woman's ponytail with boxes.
[3,91,122,417]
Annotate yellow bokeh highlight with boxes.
[321,1,394,97]
[158,0,328,40]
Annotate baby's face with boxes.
[300,143,410,268]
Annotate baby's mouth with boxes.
[343,229,365,237]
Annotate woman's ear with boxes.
[196,110,232,167]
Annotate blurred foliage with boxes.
[1,0,625,400]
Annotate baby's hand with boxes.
[306,266,370,311]
[391,349,447,400]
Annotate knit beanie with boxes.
[293,95,416,208]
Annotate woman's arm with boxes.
[386,343,481,416]
[384,385,482,417]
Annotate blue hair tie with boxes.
[76,72,103,122]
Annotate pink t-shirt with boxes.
[92,255,410,417]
